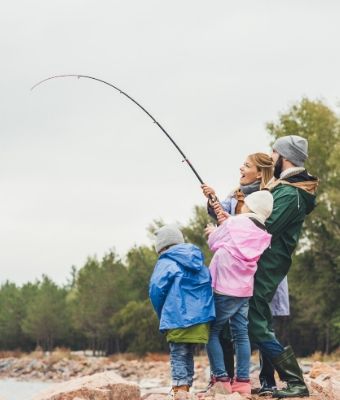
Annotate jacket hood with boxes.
[274,170,318,215]
[285,170,318,185]
[159,243,204,272]
[297,187,316,214]
[208,216,272,262]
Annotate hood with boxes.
[285,170,318,186]
[280,171,318,215]
[208,216,272,262]
[159,243,204,272]
[297,187,317,214]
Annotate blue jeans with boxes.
[257,340,284,359]
[207,293,250,379]
[169,342,195,387]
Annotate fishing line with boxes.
[31,74,206,185]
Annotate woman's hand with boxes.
[212,201,223,214]
[201,184,216,199]
[216,210,229,225]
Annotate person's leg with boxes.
[219,323,235,379]
[229,299,250,380]
[258,352,277,396]
[169,342,191,391]
[206,294,234,379]
[186,344,195,388]
[271,346,309,398]
[257,339,284,358]
[259,352,276,386]
[229,298,251,395]
[249,294,309,398]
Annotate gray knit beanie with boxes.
[272,135,308,167]
[154,224,185,253]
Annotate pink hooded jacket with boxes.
[208,215,272,297]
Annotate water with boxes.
[0,377,172,399]
[0,379,52,400]
[0,378,164,400]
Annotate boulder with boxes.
[32,371,140,400]
[306,362,340,400]
[310,362,337,379]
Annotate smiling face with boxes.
[239,156,262,185]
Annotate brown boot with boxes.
[172,385,190,399]
[173,385,190,392]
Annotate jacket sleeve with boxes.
[207,197,233,220]
[266,186,300,236]
[149,260,178,319]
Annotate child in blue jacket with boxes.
[149,224,215,397]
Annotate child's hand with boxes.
[217,210,229,224]
[204,223,216,236]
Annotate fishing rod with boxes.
[31,74,206,185]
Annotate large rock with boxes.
[307,362,340,400]
[309,362,337,379]
[32,371,140,400]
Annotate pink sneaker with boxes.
[232,378,251,395]
[197,377,231,398]
[213,377,232,394]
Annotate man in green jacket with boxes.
[248,135,318,398]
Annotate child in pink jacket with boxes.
[205,190,273,396]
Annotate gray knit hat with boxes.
[272,135,308,167]
[154,224,185,253]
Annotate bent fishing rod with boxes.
[31,74,206,186]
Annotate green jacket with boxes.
[249,176,317,342]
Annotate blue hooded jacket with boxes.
[149,243,215,332]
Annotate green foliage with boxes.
[21,276,69,351]
[126,246,158,301]
[181,205,214,265]
[267,98,339,187]
[70,252,129,353]
[0,282,26,349]
[111,300,167,355]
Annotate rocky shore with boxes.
[0,351,185,390]
[0,351,339,399]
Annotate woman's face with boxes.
[239,156,262,185]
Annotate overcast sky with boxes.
[1,0,339,285]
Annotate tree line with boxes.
[0,98,339,356]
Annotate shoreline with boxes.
[0,350,210,391]
[0,351,339,399]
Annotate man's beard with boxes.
[274,155,283,179]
